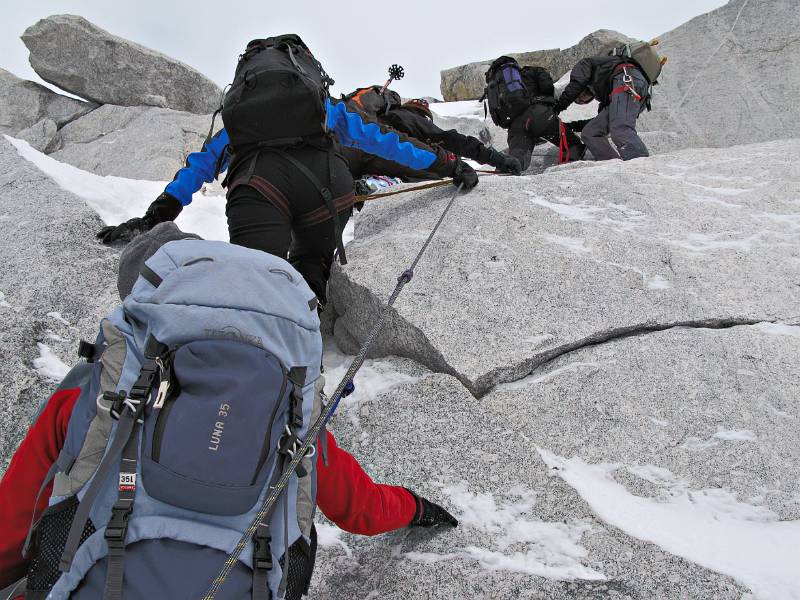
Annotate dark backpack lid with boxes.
[487,55,520,79]
[248,33,309,50]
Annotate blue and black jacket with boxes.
[163,97,459,206]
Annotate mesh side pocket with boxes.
[280,525,318,600]
[26,496,96,593]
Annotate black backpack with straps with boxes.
[221,34,333,151]
[483,56,531,128]
[220,34,350,265]
[520,66,555,100]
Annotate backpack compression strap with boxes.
[58,360,159,573]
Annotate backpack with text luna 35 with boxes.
[22,240,325,600]
[483,56,531,128]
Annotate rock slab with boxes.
[330,139,800,395]
[639,0,800,147]
[22,15,222,114]
[51,104,212,180]
[0,67,94,135]
[0,136,119,468]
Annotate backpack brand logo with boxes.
[204,325,263,348]
[208,403,231,452]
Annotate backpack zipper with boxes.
[250,369,289,484]
[151,351,176,463]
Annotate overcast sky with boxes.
[2,0,727,99]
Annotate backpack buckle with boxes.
[253,528,273,571]
[104,499,134,546]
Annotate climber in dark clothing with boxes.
[97,97,478,304]
[382,99,521,174]
[553,56,650,160]
[498,65,585,171]
[345,88,521,175]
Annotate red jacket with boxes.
[0,387,415,589]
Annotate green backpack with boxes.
[611,40,666,84]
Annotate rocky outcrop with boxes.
[330,138,800,396]
[440,30,633,101]
[16,118,61,153]
[639,0,800,147]
[0,136,119,468]
[310,322,797,598]
[50,104,212,180]
[22,15,221,114]
[0,67,94,135]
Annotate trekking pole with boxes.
[380,64,404,93]
[202,183,466,600]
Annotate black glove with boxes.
[97,192,183,245]
[452,161,478,190]
[488,150,521,175]
[552,103,565,116]
[406,489,459,528]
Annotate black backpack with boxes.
[483,56,531,128]
[344,85,402,117]
[221,34,334,151]
[520,66,555,99]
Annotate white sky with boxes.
[2,0,728,100]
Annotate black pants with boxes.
[507,104,584,170]
[226,146,354,303]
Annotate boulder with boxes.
[310,322,797,598]
[50,104,212,180]
[16,118,61,153]
[639,0,800,147]
[0,136,119,468]
[329,138,800,396]
[440,30,633,101]
[0,67,94,135]
[21,15,221,114]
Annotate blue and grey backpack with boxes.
[483,55,531,128]
[23,240,324,600]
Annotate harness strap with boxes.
[257,147,348,265]
[558,120,570,164]
[59,359,158,573]
[103,423,141,600]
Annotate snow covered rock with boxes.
[310,357,751,598]
[21,15,221,114]
[440,30,633,101]
[0,67,94,135]
[51,104,212,180]
[329,139,800,396]
[0,136,119,468]
[639,0,800,147]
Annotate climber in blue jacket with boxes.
[98,95,478,303]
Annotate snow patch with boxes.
[499,361,604,391]
[6,136,229,242]
[646,275,672,290]
[0,291,10,308]
[316,523,353,558]
[33,343,70,381]
[713,428,757,442]
[754,323,800,337]
[542,234,590,254]
[46,311,71,326]
[539,449,800,600]
[430,100,485,120]
[404,484,605,581]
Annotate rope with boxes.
[355,170,504,203]
[354,179,452,203]
[201,182,467,600]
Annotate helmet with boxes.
[402,98,433,121]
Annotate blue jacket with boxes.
[165,98,457,206]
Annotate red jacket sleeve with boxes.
[315,431,416,536]
[0,388,79,589]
